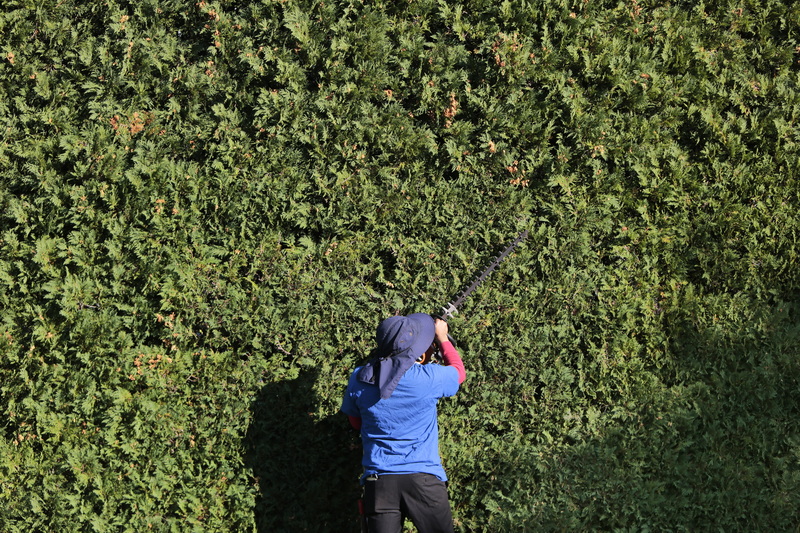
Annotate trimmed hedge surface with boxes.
[1,0,799,531]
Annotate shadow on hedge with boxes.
[244,367,363,532]
[466,300,800,531]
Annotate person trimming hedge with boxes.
[341,313,466,533]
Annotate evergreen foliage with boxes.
[1,0,799,530]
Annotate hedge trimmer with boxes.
[420,229,529,363]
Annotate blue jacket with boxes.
[341,363,460,482]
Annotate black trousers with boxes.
[363,473,455,533]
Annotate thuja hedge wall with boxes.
[1,0,799,531]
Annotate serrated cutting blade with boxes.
[440,229,528,319]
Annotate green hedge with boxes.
[1,0,799,531]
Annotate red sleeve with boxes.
[440,341,466,384]
[348,415,362,430]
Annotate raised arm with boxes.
[435,319,466,384]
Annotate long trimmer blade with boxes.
[440,229,528,319]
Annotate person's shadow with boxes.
[244,366,364,532]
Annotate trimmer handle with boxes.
[430,314,457,347]
[416,314,457,365]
